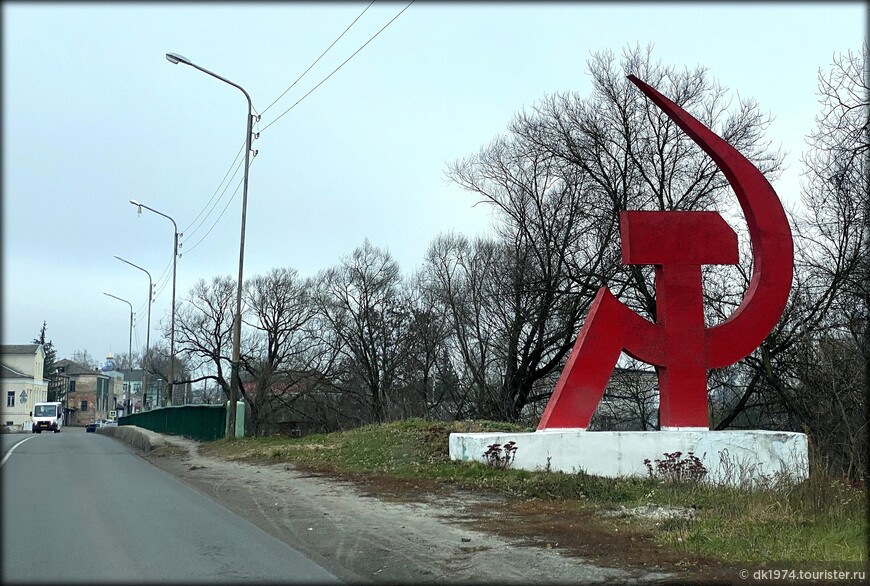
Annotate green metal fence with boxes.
[119,404,226,442]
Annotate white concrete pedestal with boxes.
[449,430,809,486]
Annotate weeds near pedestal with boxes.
[483,441,518,469]
[644,451,707,483]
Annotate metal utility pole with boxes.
[166,52,255,438]
[103,292,133,415]
[114,255,153,412]
[129,200,180,408]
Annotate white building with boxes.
[1,344,48,431]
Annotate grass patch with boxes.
[198,419,867,563]
[637,476,866,562]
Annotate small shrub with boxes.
[483,441,518,469]
[644,451,707,483]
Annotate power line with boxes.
[143,254,175,310]
[181,157,259,256]
[156,2,411,262]
[259,0,415,134]
[152,263,174,303]
[132,255,172,317]
[260,0,376,117]
[181,140,247,235]
[133,320,141,356]
[164,140,245,264]
[181,177,243,255]
[181,149,246,242]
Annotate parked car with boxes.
[85,421,99,433]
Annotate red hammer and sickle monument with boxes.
[537,75,794,431]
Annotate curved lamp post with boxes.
[129,199,179,408]
[103,292,133,416]
[166,51,254,438]
[114,255,153,412]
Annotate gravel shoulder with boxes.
[140,434,712,584]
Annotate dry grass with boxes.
[199,419,867,567]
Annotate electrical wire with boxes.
[152,266,173,302]
[180,150,246,242]
[260,0,376,117]
[132,322,141,356]
[259,0,415,134]
[181,177,243,256]
[181,156,259,256]
[160,1,411,260]
[144,254,175,310]
[132,255,172,317]
[173,0,374,240]
[181,140,247,235]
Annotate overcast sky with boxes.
[2,1,865,363]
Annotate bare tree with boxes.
[314,240,410,423]
[173,276,236,404]
[589,360,659,431]
[110,351,141,372]
[190,379,225,405]
[798,47,868,346]
[401,269,465,419]
[445,120,615,421]
[141,343,190,407]
[425,230,588,422]
[512,44,783,321]
[746,49,866,477]
[438,44,784,422]
[69,349,99,370]
[240,267,318,436]
[704,48,867,479]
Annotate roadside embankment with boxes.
[97,424,167,452]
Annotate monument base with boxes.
[449,430,809,486]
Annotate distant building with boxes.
[120,369,164,412]
[99,353,127,415]
[54,359,122,426]
[0,344,48,431]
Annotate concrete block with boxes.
[97,425,165,452]
[449,430,808,486]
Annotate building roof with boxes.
[241,371,323,398]
[0,363,30,379]
[54,359,102,376]
[1,344,42,355]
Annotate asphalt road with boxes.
[1,427,339,584]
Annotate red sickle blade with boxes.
[626,75,793,368]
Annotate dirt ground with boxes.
[142,435,731,585]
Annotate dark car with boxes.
[86,419,117,432]
[86,420,102,433]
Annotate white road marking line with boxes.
[1,436,36,468]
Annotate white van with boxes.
[31,402,63,433]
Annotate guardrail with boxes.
[119,404,227,442]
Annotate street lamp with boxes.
[114,255,153,412]
[129,199,179,408]
[103,292,133,416]
[166,51,254,438]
